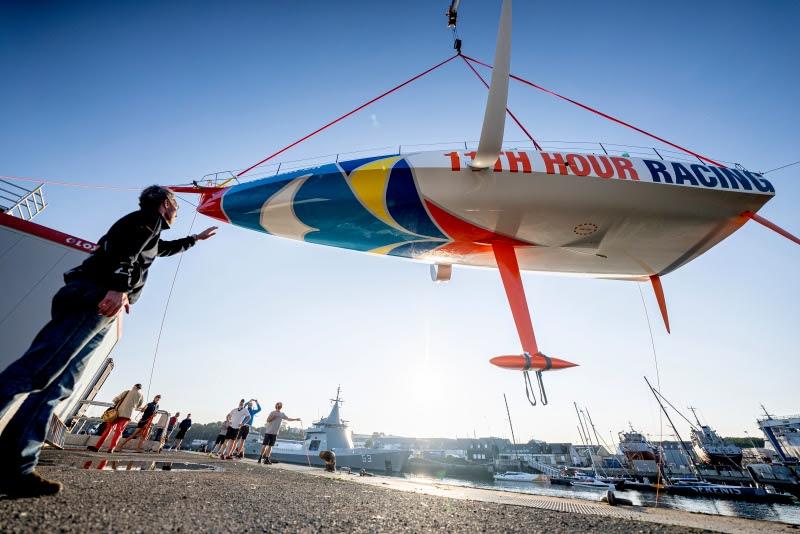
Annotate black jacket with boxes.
[65,209,196,304]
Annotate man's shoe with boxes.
[86,445,99,452]
[257,457,262,464]
[0,471,63,498]
[264,458,272,465]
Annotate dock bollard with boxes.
[319,450,336,472]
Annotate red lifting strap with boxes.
[236,54,459,179]
[462,54,725,168]
[459,56,542,151]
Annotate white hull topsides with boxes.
[404,150,773,278]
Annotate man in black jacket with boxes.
[0,185,216,497]
[170,413,193,451]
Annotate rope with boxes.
[0,175,198,208]
[637,284,661,390]
[459,55,542,150]
[231,54,459,181]
[462,55,725,168]
[763,160,800,174]
[651,386,701,431]
[0,175,140,191]
[299,419,312,467]
[637,282,663,505]
[145,209,199,400]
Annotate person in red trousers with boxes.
[89,383,144,453]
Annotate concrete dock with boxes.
[0,449,793,533]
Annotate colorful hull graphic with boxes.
[197,150,774,278]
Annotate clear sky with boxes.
[2,1,798,446]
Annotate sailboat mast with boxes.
[504,394,520,465]
[585,409,603,448]
[574,402,598,473]
[574,402,591,445]
[644,377,701,478]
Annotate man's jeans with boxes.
[0,280,114,475]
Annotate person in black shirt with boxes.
[118,395,161,452]
[171,414,193,451]
[0,185,216,497]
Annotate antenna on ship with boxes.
[760,404,773,420]
[331,385,343,406]
[687,406,702,427]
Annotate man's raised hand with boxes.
[195,227,218,241]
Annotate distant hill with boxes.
[723,437,764,448]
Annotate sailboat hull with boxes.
[198,150,774,279]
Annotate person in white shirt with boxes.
[258,402,299,464]
[220,399,250,460]
[153,411,170,452]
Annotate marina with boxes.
[437,475,800,526]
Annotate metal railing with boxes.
[45,412,67,449]
[1,179,47,221]
[526,458,562,477]
[192,139,746,186]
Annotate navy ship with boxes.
[245,387,410,474]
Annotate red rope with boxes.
[462,54,725,168]
[460,56,542,151]
[236,54,459,179]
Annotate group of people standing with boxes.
[88,383,192,454]
[209,398,298,464]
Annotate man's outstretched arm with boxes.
[158,226,218,257]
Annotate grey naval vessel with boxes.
[245,388,411,473]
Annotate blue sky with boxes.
[1,1,798,444]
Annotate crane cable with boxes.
[461,54,726,168]
[228,54,459,183]
[459,55,542,150]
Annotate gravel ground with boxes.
[0,450,773,533]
